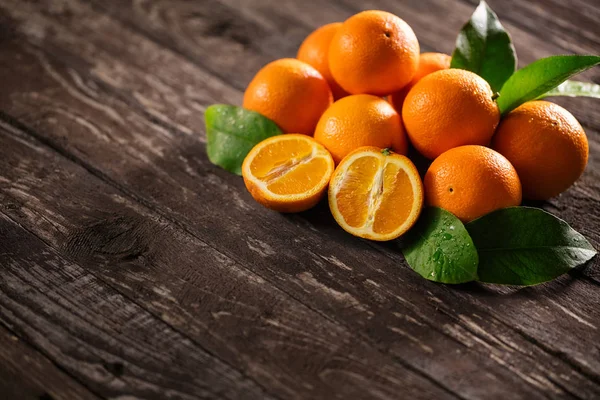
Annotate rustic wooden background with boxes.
[0,0,599,399]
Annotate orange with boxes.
[314,94,408,164]
[424,145,522,222]
[492,101,589,200]
[329,147,423,241]
[402,69,500,159]
[328,10,419,96]
[297,23,349,100]
[242,134,334,213]
[389,52,451,112]
[243,58,333,135]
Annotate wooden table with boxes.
[0,0,599,399]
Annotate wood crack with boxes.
[0,24,473,394]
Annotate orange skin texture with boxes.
[328,10,420,96]
[243,58,333,136]
[313,94,408,164]
[424,145,522,222]
[402,69,500,159]
[297,23,350,100]
[389,52,451,112]
[492,101,589,200]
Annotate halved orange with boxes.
[329,147,423,241]
[242,134,335,213]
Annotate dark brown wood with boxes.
[0,191,273,399]
[0,120,453,399]
[0,8,588,399]
[0,324,99,400]
[0,0,599,398]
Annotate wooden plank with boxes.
[1,0,600,398]
[0,122,454,399]
[0,33,546,400]
[468,0,600,56]
[89,0,600,82]
[0,324,100,400]
[85,0,287,91]
[0,47,554,400]
[0,0,241,140]
[0,213,274,400]
[3,0,600,396]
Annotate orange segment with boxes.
[329,147,423,241]
[242,134,335,213]
[267,157,330,195]
[250,137,313,179]
[334,155,380,227]
[372,163,415,234]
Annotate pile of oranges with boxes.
[241,10,589,241]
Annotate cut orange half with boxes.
[329,147,423,241]
[242,134,335,213]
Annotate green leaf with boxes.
[205,105,283,175]
[402,207,479,284]
[450,0,516,92]
[467,207,597,286]
[542,80,600,99]
[497,55,600,114]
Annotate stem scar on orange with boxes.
[242,134,334,213]
[243,58,333,136]
[424,145,522,222]
[329,147,423,241]
[328,10,420,96]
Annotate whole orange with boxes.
[297,23,349,100]
[328,10,419,96]
[243,58,333,135]
[424,145,522,222]
[492,101,589,200]
[389,52,451,112]
[402,69,500,159]
[314,94,408,164]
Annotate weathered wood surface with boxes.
[0,323,99,400]
[0,0,599,398]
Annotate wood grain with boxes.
[0,121,453,399]
[0,197,273,399]
[89,0,285,91]
[0,0,599,398]
[0,324,99,400]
